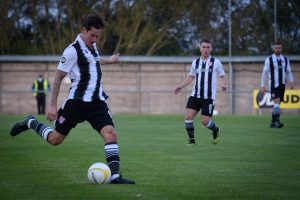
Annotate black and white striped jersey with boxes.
[57,34,107,102]
[261,54,294,89]
[189,56,225,100]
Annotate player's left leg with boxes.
[201,115,220,144]
[271,98,283,128]
[201,99,219,144]
[277,86,285,127]
[90,100,135,184]
[100,125,135,184]
[270,86,284,128]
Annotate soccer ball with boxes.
[87,162,111,184]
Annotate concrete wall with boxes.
[0,59,299,115]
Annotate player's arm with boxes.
[47,47,76,121]
[174,76,195,95]
[47,70,67,121]
[219,75,227,91]
[286,59,295,89]
[216,60,227,91]
[100,53,119,65]
[175,59,197,95]
[260,59,270,94]
[260,69,269,93]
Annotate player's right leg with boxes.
[185,108,198,144]
[10,115,66,146]
[185,96,200,144]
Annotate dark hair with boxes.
[274,41,282,46]
[200,39,213,46]
[82,14,105,30]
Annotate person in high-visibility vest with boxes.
[32,74,51,115]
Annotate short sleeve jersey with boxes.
[189,56,225,100]
[261,53,293,89]
[57,34,107,102]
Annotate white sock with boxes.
[27,119,34,128]
[111,174,120,180]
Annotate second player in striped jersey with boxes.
[174,39,227,145]
[260,42,294,128]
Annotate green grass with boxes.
[0,115,300,200]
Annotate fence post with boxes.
[138,63,142,114]
[229,62,234,114]
[0,63,2,114]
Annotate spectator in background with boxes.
[260,42,295,128]
[32,74,51,115]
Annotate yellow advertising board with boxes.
[253,90,300,109]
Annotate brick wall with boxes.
[0,61,299,115]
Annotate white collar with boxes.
[272,53,283,60]
[200,55,211,63]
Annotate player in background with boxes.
[260,42,294,128]
[10,14,135,184]
[174,39,227,145]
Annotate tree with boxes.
[1,0,299,55]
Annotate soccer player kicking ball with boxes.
[174,39,227,145]
[10,14,135,184]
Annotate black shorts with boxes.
[186,96,215,117]
[55,99,114,136]
[271,84,285,102]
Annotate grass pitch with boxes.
[0,114,299,200]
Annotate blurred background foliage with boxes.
[0,0,299,56]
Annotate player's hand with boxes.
[47,105,57,122]
[174,86,181,95]
[109,53,119,63]
[290,83,295,89]
[260,87,266,94]
[221,85,227,91]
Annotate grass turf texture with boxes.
[0,115,299,200]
